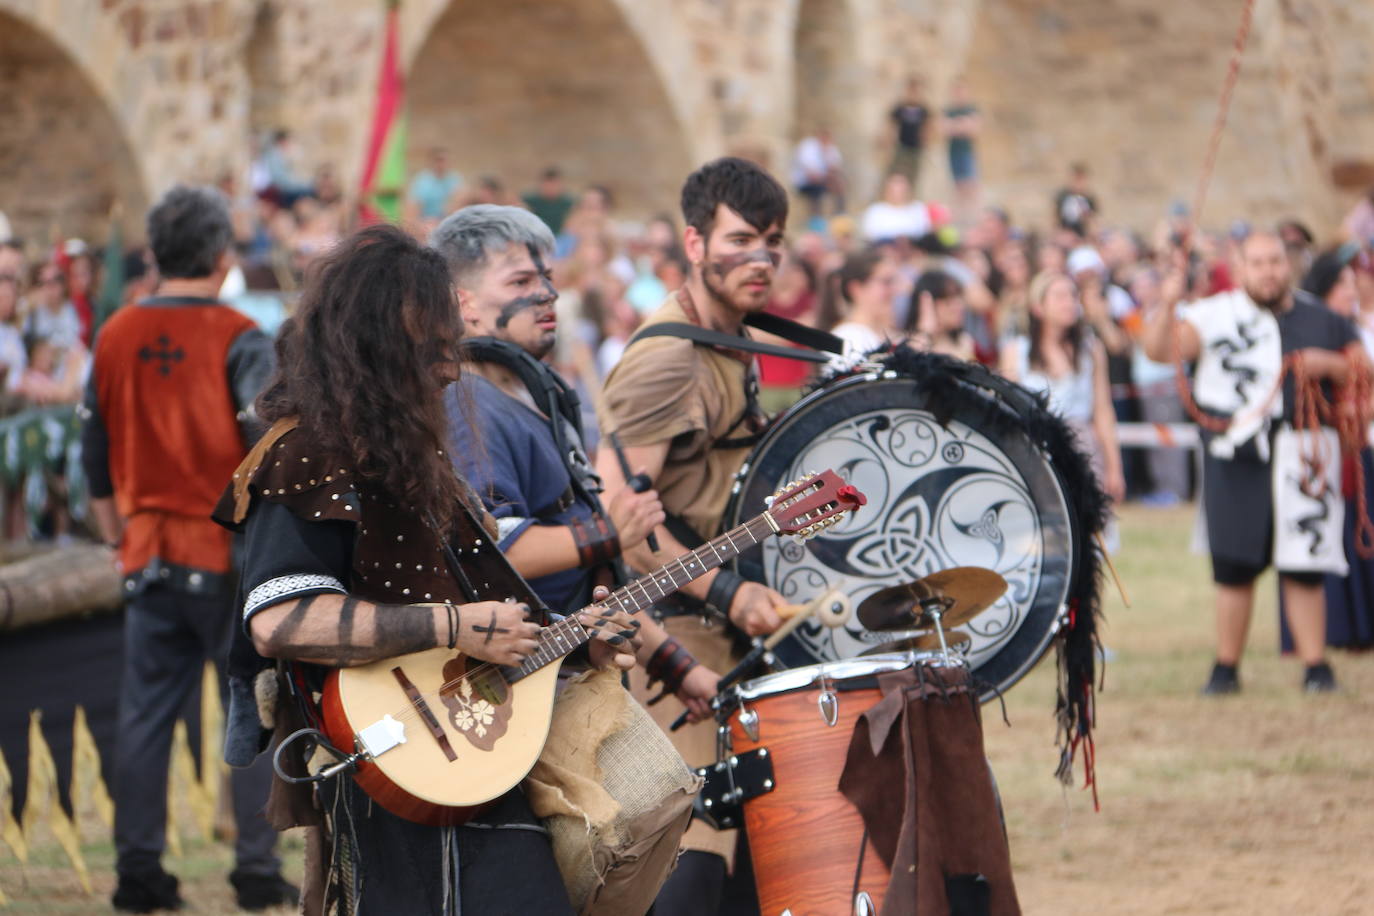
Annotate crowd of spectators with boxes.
[4,108,1374,544]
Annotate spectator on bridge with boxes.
[887,76,931,190]
[942,79,982,216]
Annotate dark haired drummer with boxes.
[596,157,792,916]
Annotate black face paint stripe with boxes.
[707,247,781,280]
[493,245,557,329]
[527,245,558,300]
[494,294,547,329]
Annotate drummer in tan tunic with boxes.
[596,157,792,916]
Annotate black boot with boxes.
[1302,661,1338,693]
[1201,662,1240,695]
[229,870,301,912]
[112,869,183,913]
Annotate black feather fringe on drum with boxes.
[827,345,1110,799]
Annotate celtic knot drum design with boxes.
[726,370,1077,698]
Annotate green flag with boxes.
[95,215,123,335]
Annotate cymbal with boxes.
[856,567,1008,631]
[859,631,972,657]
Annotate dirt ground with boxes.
[3,503,1372,914]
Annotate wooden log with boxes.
[0,543,122,631]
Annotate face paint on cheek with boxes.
[528,245,558,301]
[707,247,781,280]
[494,294,545,329]
[494,246,559,329]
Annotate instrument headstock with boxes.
[765,470,867,539]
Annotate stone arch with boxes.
[958,0,1306,230]
[0,8,148,245]
[405,0,703,219]
[790,0,869,203]
[244,2,287,143]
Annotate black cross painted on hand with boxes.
[472,610,510,645]
[138,335,185,377]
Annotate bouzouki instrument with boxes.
[318,470,866,825]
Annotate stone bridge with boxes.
[1,0,1368,243]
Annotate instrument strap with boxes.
[743,310,846,355]
[627,321,834,363]
[459,336,600,510]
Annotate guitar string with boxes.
[370,486,839,733]
[375,514,782,730]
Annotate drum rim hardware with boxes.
[691,747,775,830]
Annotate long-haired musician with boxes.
[214,224,638,915]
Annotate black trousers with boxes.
[112,585,279,878]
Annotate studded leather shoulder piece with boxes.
[214,418,361,527]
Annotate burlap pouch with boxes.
[526,668,701,916]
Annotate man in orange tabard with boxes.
[80,186,294,913]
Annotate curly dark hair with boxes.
[257,224,469,521]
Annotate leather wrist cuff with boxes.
[570,514,620,568]
[705,568,745,616]
[645,636,698,696]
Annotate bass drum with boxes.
[724,361,1079,700]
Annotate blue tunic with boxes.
[444,374,602,613]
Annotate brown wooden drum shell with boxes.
[729,683,890,916]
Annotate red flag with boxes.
[358,1,406,224]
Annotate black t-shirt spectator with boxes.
[891,104,929,150]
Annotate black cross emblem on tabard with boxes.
[138,335,185,376]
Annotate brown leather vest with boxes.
[216,420,547,617]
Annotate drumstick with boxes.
[608,432,659,553]
[669,590,848,731]
[762,590,848,650]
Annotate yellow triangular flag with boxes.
[0,745,28,863]
[168,718,214,847]
[22,711,92,894]
[200,663,224,817]
[70,705,114,836]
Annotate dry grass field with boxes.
[3,503,1371,913]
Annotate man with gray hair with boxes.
[433,203,717,910]
[81,185,294,912]
[432,205,675,612]
[433,206,716,681]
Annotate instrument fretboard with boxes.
[508,514,776,681]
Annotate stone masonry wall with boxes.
[0,0,1370,245]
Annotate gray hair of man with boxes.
[429,204,556,288]
[146,185,234,279]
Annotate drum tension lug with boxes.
[691,747,776,831]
